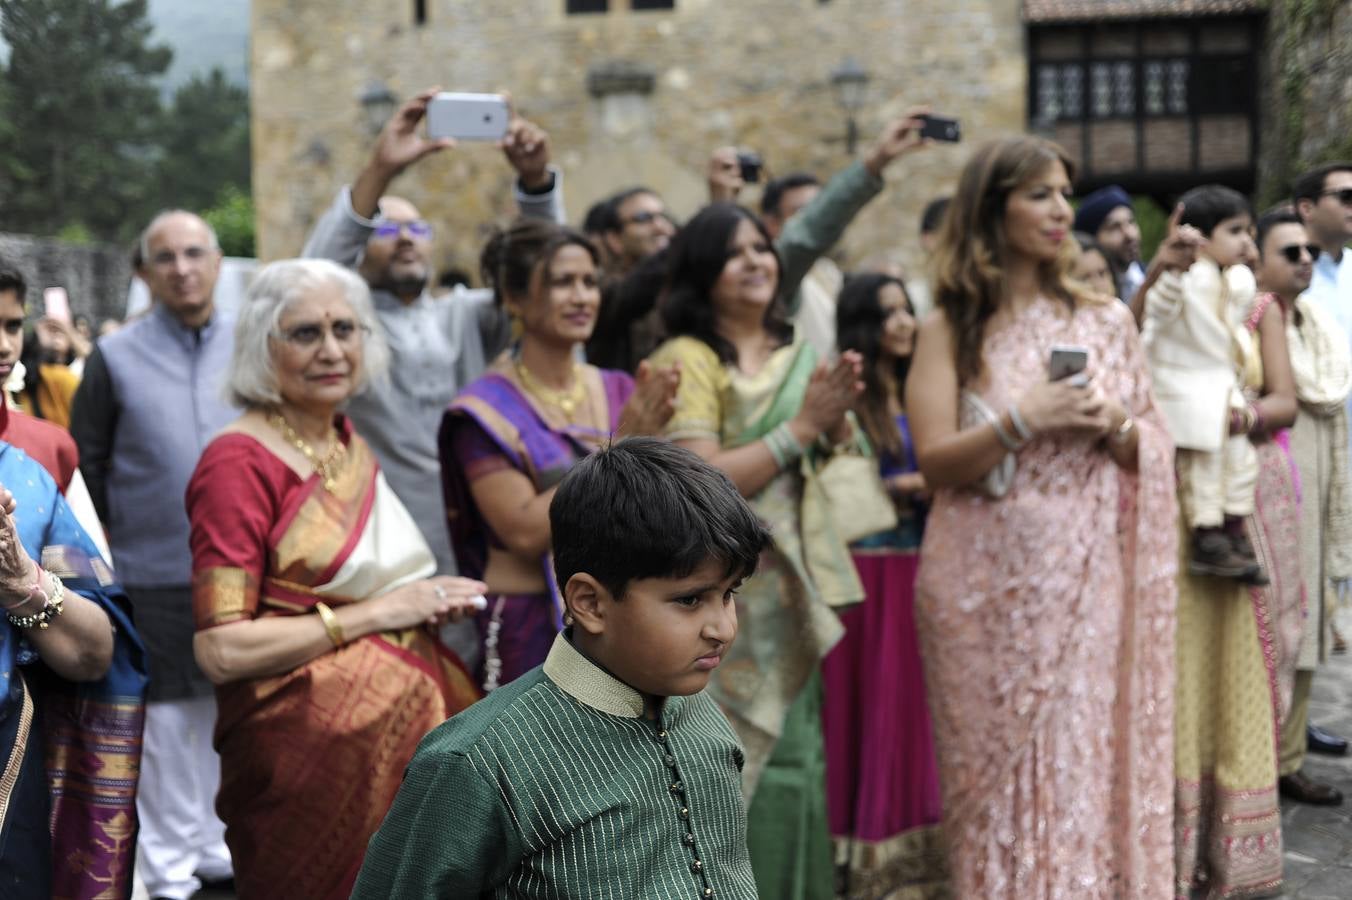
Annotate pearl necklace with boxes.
[269,413,346,491]
[514,359,586,417]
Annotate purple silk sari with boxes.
[439,361,633,690]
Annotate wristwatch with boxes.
[6,571,66,630]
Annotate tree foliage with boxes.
[0,1,255,251]
[0,0,172,240]
[156,68,251,214]
[202,185,254,258]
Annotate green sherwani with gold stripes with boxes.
[352,633,758,899]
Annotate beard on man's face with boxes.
[372,259,429,298]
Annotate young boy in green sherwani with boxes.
[352,437,769,899]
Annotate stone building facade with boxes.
[250,0,1027,279]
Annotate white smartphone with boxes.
[43,287,71,323]
[425,92,510,142]
[1048,344,1089,383]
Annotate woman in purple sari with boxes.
[439,219,678,690]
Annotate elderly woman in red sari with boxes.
[906,137,1178,897]
[185,259,483,900]
[440,218,678,691]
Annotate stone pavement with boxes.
[1280,608,1352,899]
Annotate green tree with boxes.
[202,186,254,258]
[0,0,171,240]
[155,68,251,214]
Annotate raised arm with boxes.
[776,108,930,310]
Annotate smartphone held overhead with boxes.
[917,114,961,143]
[736,150,763,184]
[43,287,71,323]
[425,92,510,142]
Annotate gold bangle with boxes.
[315,601,346,649]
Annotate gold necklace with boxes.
[515,359,586,417]
[269,413,346,491]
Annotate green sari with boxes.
[648,336,855,899]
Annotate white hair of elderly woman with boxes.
[226,258,390,409]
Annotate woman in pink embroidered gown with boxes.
[906,137,1178,898]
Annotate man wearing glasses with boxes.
[70,210,236,900]
[302,88,562,662]
[1296,163,1352,342]
[596,187,677,278]
[1252,209,1348,806]
[1293,162,1352,767]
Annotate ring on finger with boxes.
[433,585,448,602]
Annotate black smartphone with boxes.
[918,114,961,143]
[737,150,763,184]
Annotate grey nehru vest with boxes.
[99,303,237,586]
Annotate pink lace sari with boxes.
[915,296,1178,898]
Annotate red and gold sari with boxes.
[186,418,479,900]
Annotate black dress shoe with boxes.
[1308,722,1349,756]
[1279,771,1344,805]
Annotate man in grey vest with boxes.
[302,87,562,664]
[70,210,235,900]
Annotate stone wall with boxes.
[251,0,1026,282]
[1258,0,1352,204]
[0,233,132,325]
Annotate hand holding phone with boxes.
[917,114,961,144]
[736,150,763,184]
[43,287,71,323]
[426,92,510,142]
[1048,344,1089,384]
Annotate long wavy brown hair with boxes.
[931,136,1100,386]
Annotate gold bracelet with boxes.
[315,601,346,649]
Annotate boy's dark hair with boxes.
[1255,209,1304,257]
[761,172,820,218]
[1177,184,1251,237]
[920,196,951,235]
[1292,162,1352,211]
[0,259,26,302]
[550,437,770,600]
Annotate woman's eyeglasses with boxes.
[372,220,433,240]
[1278,243,1322,264]
[275,319,367,347]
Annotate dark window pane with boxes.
[1168,60,1189,114]
[1091,62,1112,118]
[1144,60,1165,115]
[1062,64,1083,118]
[1037,65,1060,121]
[631,0,674,8]
[1192,56,1249,114]
[566,0,608,12]
[1113,61,1135,116]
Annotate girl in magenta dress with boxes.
[822,273,944,897]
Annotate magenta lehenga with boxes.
[915,296,1178,898]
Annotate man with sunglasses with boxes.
[302,88,562,659]
[597,187,677,277]
[1254,209,1350,805]
[1295,163,1352,346]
